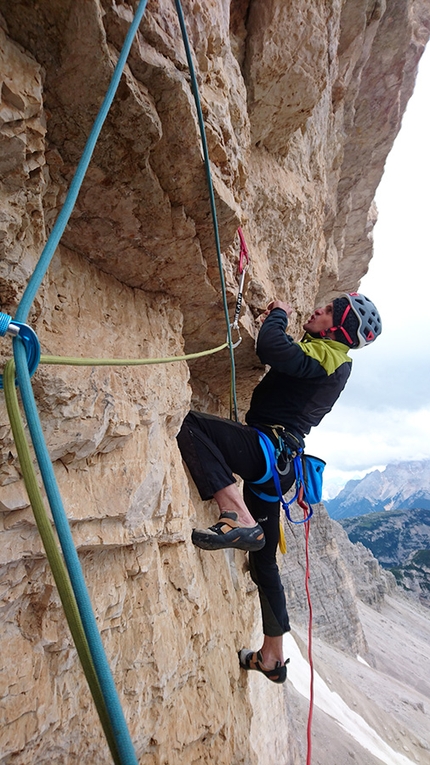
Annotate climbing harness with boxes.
[248,429,325,524]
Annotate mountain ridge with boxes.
[326,459,430,520]
[339,507,430,606]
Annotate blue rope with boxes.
[7,2,233,760]
[12,2,152,762]
[0,312,12,335]
[14,346,138,764]
[16,0,149,325]
[173,0,239,421]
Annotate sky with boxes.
[306,43,430,499]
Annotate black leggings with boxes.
[176,411,295,636]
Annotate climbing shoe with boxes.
[238,649,289,684]
[191,511,265,552]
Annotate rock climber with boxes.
[176,292,382,684]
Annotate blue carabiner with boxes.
[0,312,41,389]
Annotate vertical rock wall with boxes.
[1,1,429,763]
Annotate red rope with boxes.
[298,488,314,764]
[304,517,314,764]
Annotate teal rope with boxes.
[13,341,138,765]
[13,2,152,762]
[15,0,149,326]
[173,0,239,421]
[3,359,122,765]
[9,5,236,761]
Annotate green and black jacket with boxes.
[245,308,352,438]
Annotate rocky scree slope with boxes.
[340,508,430,606]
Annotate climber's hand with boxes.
[264,300,293,318]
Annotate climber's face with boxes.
[303,303,334,334]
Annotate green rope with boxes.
[174,0,239,420]
[3,360,122,765]
[39,341,228,367]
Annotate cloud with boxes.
[341,347,430,412]
[308,404,430,469]
[309,44,430,499]
[306,403,430,498]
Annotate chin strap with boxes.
[320,304,354,345]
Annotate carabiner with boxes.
[0,312,41,389]
[228,324,242,349]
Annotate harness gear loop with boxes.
[274,431,295,475]
[0,312,41,389]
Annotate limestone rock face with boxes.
[0,1,429,763]
[281,504,371,656]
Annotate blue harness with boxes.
[248,430,325,524]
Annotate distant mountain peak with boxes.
[326,459,430,520]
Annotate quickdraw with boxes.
[228,227,250,349]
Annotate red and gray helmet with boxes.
[331,293,382,348]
